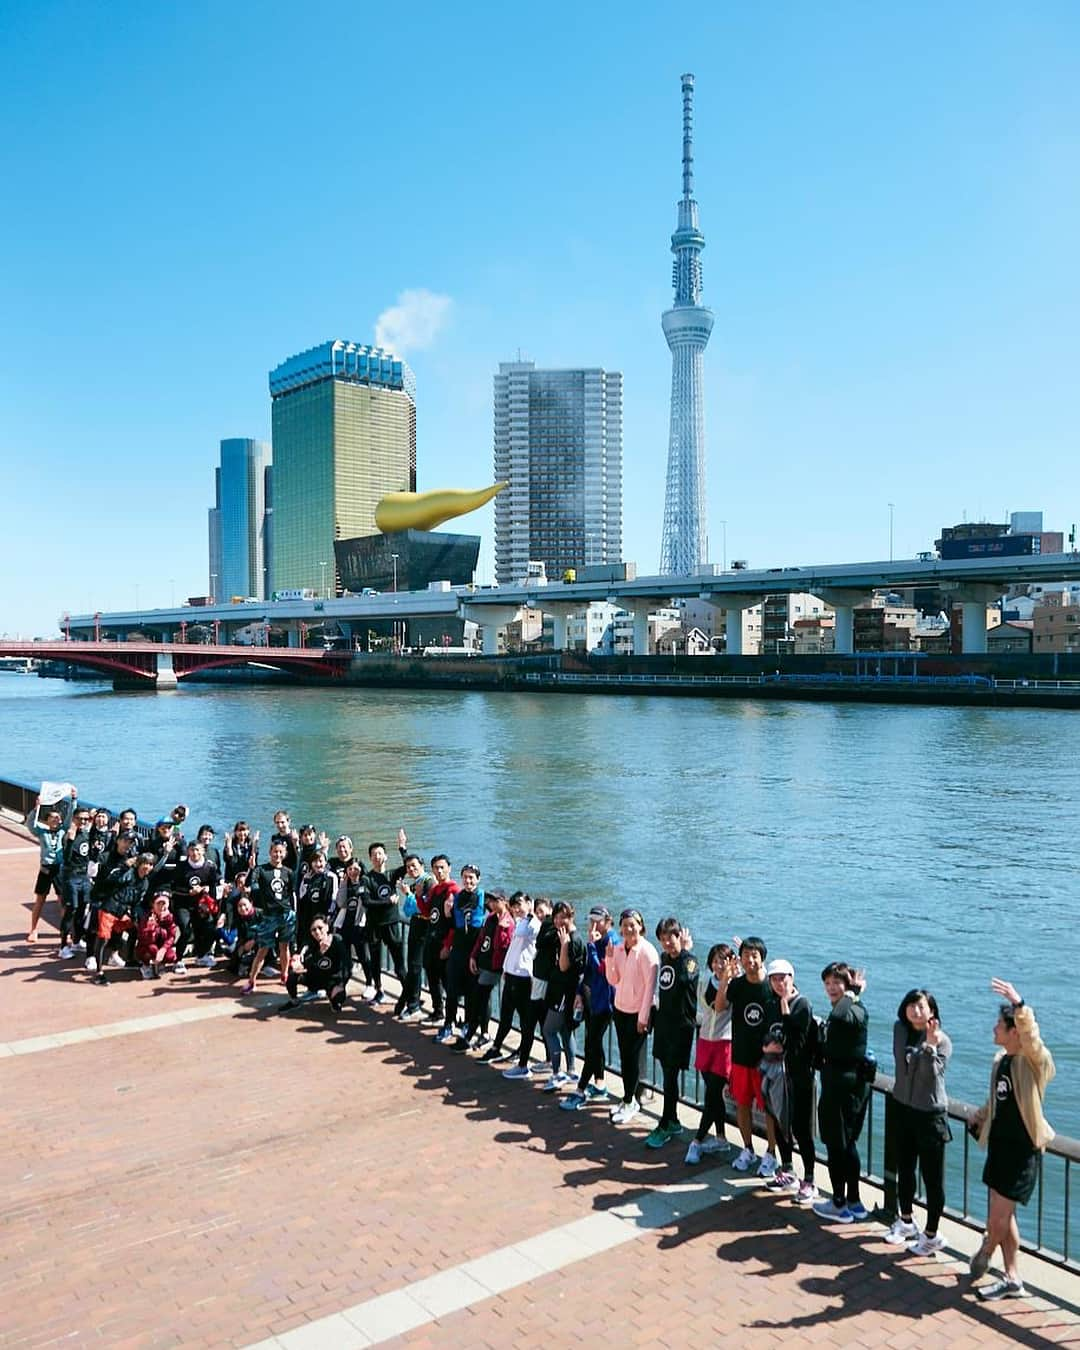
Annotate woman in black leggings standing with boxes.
[814,961,871,1223]
[884,988,952,1255]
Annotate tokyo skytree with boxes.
[659,73,714,577]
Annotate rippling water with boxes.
[2,675,1077,1134]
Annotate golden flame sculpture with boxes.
[374,482,508,534]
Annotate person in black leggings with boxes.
[884,987,952,1254]
[814,962,871,1223]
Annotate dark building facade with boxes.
[333,529,480,594]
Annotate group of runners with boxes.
[23,790,1056,1303]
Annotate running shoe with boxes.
[174,960,187,975]
[976,1278,1026,1301]
[848,1202,870,1221]
[731,1147,756,1172]
[663,1121,687,1143]
[883,1219,920,1245]
[479,1046,502,1062]
[502,1065,531,1080]
[614,1100,640,1125]
[700,1136,732,1157]
[373,992,390,1006]
[757,1152,778,1179]
[434,1027,454,1044]
[398,1009,424,1024]
[644,1126,671,1148]
[795,1182,819,1206]
[76,939,87,952]
[108,952,125,968]
[59,945,74,960]
[139,965,154,980]
[93,973,109,987]
[685,1139,703,1165]
[908,1233,945,1256]
[813,1200,855,1224]
[242,982,256,995]
[489,1048,514,1064]
[197,955,216,968]
[84,956,98,973]
[584,1084,611,1101]
[766,1171,800,1193]
[543,1072,572,1093]
[559,1093,587,1112]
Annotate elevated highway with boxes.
[58,551,1080,659]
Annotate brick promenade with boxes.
[1,822,1078,1349]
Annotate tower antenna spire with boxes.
[681,72,694,202]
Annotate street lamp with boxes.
[391,553,400,593]
[319,560,328,599]
[888,502,895,562]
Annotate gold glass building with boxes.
[269,341,416,594]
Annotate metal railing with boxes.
[2,769,1074,1270]
[526,671,1080,692]
[467,970,1079,1272]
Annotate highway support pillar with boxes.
[818,589,872,656]
[543,602,583,652]
[461,606,522,657]
[697,594,758,656]
[950,584,1000,655]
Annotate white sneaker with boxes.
[908,1232,945,1256]
[732,1147,756,1172]
[174,960,187,975]
[796,1182,819,1205]
[84,956,98,973]
[76,939,87,951]
[615,1100,640,1125]
[685,1139,703,1165]
[59,944,74,959]
[883,1218,919,1245]
[108,952,125,968]
[757,1151,778,1178]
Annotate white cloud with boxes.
[375,288,452,356]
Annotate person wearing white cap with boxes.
[761,959,819,1203]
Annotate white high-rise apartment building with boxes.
[493,361,622,585]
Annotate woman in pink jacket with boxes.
[603,908,659,1125]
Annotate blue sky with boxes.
[1,1,1077,634]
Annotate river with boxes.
[3,673,1076,1127]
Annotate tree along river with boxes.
[3,676,1077,1142]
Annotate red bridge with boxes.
[0,640,350,685]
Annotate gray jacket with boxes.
[891,1020,951,1113]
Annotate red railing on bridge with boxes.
[0,640,349,682]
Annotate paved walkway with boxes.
[1,820,1078,1349]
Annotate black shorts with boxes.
[983,1148,1039,1205]
[34,865,62,897]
